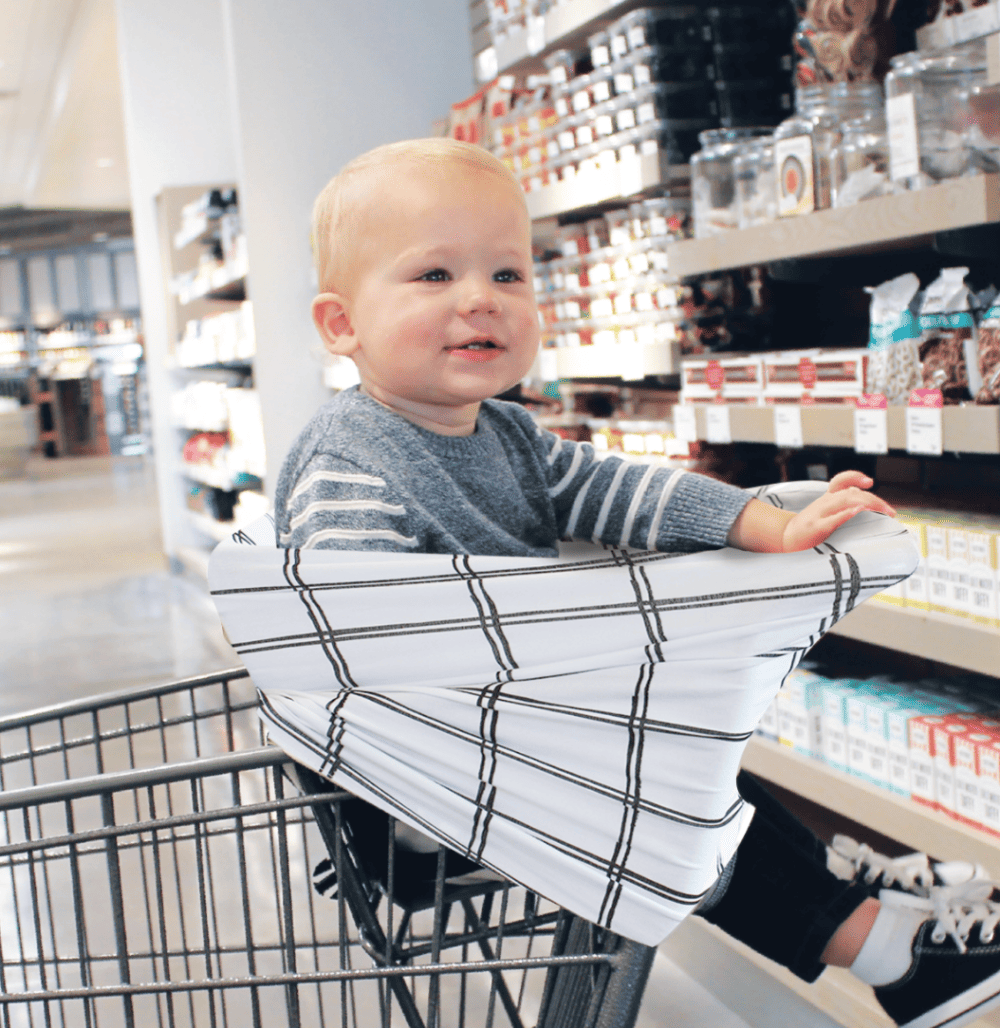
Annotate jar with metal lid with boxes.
[831,115,893,206]
[733,135,776,228]
[691,127,773,238]
[771,85,830,216]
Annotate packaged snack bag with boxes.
[917,267,976,404]
[976,297,1000,404]
[864,273,923,404]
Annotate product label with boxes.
[614,72,635,94]
[705,404,732,444]
[627,26,647,49]
[637,101,656,125]
[775,135,815,217]
[907,389,944,456]
[611,33,629,59]
[774,405,804,448]
[887,93,920,180]
[869,308,918,348]
[526,15,546,56]
[918,312,975,330]
[593,80,612,104]
[854,394,889,454]
[673,404,697,442]
[616,107,637,131]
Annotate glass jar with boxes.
[885,41,988,189]
[691,126,773,238]
[831,115,893,206]
[733,135,776,228]
[964,82,1000,175]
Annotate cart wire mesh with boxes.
[0,669,654,1028]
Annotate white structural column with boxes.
[114,0,239,559]
[219,0,474,501]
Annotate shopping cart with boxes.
[0,667,655,1028]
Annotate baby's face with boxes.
[343,164,539,416]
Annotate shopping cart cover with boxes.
[208,480,916,946]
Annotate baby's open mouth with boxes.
[453,340,500,350]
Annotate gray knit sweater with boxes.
[273,387,751,557]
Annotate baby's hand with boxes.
[781,472,896,552]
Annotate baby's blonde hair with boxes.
[311,137,525,295]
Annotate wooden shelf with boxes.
[526,153,687,221]
[666,175,1000,276]
[742,735,1000,874]
[828,601,1000,679]
[495,0,658,76]
[685,403,1000,455]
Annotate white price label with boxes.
[619,341,645,382]
[618,154,643,197]
[673,405,697,443]
[907,406,943,455]
[854,407,888,454]
[538,348,559,382]
[705,405,732,444]
[887,93,920,180]
[774,406,804,448]
[526,15,546,55]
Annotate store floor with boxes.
[0,453,850,1028]
[0,453,237,715]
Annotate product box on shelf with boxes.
[909,713,945,810]
[953,729,993,830]
[680,354,764,404]
[762,348,867,404]
[898,513,929,610]
[976,734,1000,837]
[777,668,823,756]
[819,677,852,772]
[968,526,1000,627]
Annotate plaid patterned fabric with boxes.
[208,481,917,945]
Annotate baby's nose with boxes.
[459,275,500,315]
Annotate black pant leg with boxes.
[695,771,872,983]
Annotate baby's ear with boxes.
[312,293,359,356]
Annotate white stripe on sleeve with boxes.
[644,469,687,551]
[289,468,386,506]
[591,459,631,543]
[548,443,588,498]
[294,527,419,549]
[288,499,407,534]
[619,464,658,547]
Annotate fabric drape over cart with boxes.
[208,480,917,946]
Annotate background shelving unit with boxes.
[507,10,1000,1024]
[155,183,263,577]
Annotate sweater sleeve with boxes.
[278,453,421,551]
[540,429,751,552]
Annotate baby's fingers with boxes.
[827,470,873,493]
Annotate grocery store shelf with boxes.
[496,0,655,75]
[828,601,1000,679]
[549,339,680,378]
[667,175,1000,276]
[526,153,687,220]
[742,735,1000,874]
[686,403,1000,454]
[178,462,262,491]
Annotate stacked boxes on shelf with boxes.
[535,199,690,352]
[679,348,869,404]
[489,6,792,193]
[871,507,1000,628]
[762,666,1000,835]
[175,302,256,368]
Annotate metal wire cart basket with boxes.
[0,668,655,1028]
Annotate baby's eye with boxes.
[494,268,524,284]
[417,268,451,282]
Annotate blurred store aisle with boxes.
[0,454,237,715]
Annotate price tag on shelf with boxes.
[672,404,697,443]
[705,404,732,444]
[773,406,803,448]
[618,340,645,382]
[854,394,888,454]
[526,15,546,55]
[538,348,559,383]
[906,389,944,456]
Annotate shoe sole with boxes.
[899,968,1000,1028]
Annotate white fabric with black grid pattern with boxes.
[208,480,917,946]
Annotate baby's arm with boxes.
[726,471,896,553]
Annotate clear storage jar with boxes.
[885,40,988,188]
[831,115,893,207]
[691,126,774,238]
[733,135,776,227]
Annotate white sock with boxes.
[849,892,928,987]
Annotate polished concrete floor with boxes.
[0,453,237,714]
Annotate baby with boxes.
[274,137,1000,1028]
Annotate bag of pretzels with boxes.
[865,272,923,404]
[977,294,1000,404]
[917,267,977,404]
